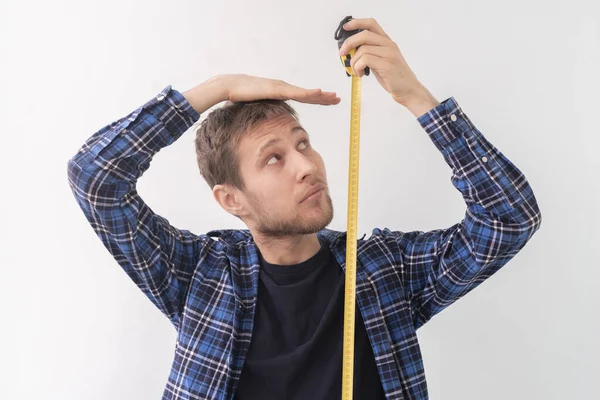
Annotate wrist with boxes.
[182,76,229,115]
[394,84,440,118]
[204,75,230,102]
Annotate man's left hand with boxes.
[338,17,436,110]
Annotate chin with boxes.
[305,202,334,228]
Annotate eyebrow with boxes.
[255,125,307,161]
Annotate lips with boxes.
[301,184,325,203]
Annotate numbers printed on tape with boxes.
[341,74,362,400]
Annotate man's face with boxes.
[234,114,334,237]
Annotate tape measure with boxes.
[334,15,366,400]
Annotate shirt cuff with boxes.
[143,85,201,138]
[416,97,476,153]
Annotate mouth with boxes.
[301,184,325,203]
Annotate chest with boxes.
[175,242,413,399]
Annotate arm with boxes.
[66,80,225,329]
[67,75,340,328]
[374,96,542,329]
[338,17,542,328]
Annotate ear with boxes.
[213,183,245,217]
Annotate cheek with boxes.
[256,182,288,204]
[316,154,327,175]
[313,149,324,164]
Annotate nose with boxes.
[294,152,319,182]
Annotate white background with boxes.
[1,0,598,399]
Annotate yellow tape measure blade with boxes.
[341,74,362,400]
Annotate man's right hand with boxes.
[220,74,341,105]
[182,74,341,115]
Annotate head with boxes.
[194,99,334,238]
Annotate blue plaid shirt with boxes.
[67,85,542,399]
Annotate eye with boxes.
[266,155,281,165]
[265,140,310,165]
[298,140,309,150]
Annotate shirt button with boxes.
[450,114,457,122]
[156,94,165,101]
[482,156,488,162]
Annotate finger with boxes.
[285,87,340,105]
[294,88,336,100]
[281,84,333,98]
[343,17,390,39]
[298,96,341,105]
[351,44,395,63]
[339,30,391,56]
[351,53,388,77]
[305,97,341,105]
[277,85,320,100]
[305,91,341,105]
[307,91,340,105]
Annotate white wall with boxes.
[1,0,598,398]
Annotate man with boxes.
[67,17,541,400]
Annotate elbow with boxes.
[67,158,83,191]
[524,197,543,236]
[513,205,542,250]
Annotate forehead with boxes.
[239,115,304,158]
[245,114,298,141]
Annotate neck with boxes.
[251,232,321,265]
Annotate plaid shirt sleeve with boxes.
[377,97,542,329]
[67,85,212,329]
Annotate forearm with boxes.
[67,84,211,328]
[395,83,441,118]
[415,95,542,225]
[68,84,199,195]
[181,76,229,114]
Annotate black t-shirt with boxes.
[234,237,386,400]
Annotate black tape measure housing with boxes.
[334,15,370,77]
